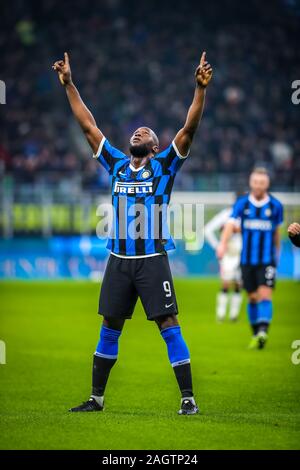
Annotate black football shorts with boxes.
[98,253,178,320]
[241,264,276,293]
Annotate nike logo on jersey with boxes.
[165,303,174,308]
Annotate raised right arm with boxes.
[52,52,103,155]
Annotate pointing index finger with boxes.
[64,52,69,65]
[200,51,206,67]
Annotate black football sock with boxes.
[173,363,193,398]
[257,322,270,334]
[92,354,117,397]
[252,324,259,335]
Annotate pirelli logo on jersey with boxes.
[114,181,153,195]
[243,219,272,231]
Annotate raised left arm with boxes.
[174,52,213,157]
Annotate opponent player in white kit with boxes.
[205,203,242,322]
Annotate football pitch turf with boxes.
[0,279,299,450]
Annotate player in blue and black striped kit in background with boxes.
[217,168,283,349]
[52,51,212,414]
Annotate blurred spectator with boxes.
[0,0,300,191]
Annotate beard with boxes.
[129,142,151,158]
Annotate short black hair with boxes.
[143,127,159,147]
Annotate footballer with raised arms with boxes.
[53,51,212,415]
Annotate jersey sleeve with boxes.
[229,197,245,222]
[155,140,189,174]
[289,233,300,248]
[93,137,127,174]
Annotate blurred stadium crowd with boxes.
[1,0,300,192]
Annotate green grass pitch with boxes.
[0,279,299,450]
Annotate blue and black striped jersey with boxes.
[230,193,283,266]
[93,137,188,256]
